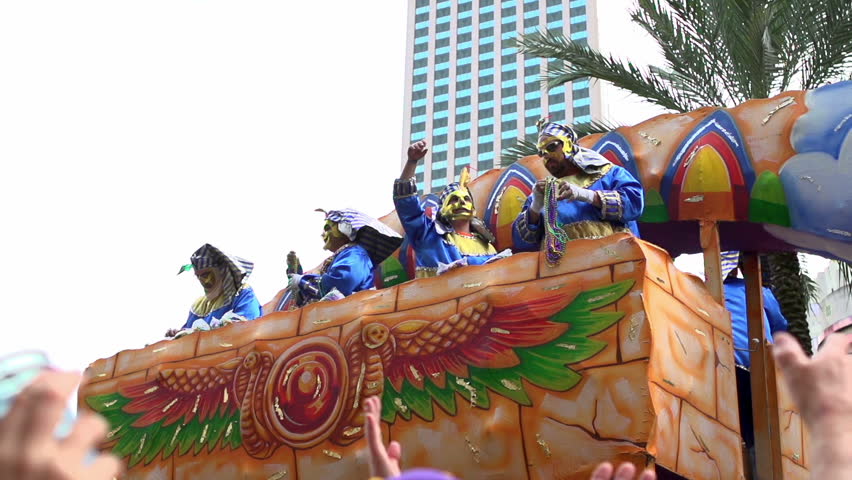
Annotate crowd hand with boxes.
[407,140,428,163]
[363,396,402,478]
[591,462,656,480]
[165,328,180,338]
[0,371,122,480]
[773,332,852,477]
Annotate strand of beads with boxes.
[542,177,569,267]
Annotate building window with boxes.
[501,21,516,33]
[436,6,450,17]
[457,113,472,125]
[415,171,424,183]
[501,53,516,64]
[503,69,517,81]
[573,105,591,117]
[435,69,449,80]
[480,26,495,38]
[458,80,472,91]
[458,63,472,75]
[523,16,538,27]
[570,6,586,17]
[501,6,514,16]
[480,0,494,6]
[549,92,565,104]
[481,11,494,21]
[412,122,426,133]
[546,0,560,6]
[546,11,561,22]
[413,89,427,101]
[526,97,540,109]
[414,42,428,54]
[455,146,471,157]
[436,21,450,33]
[525,81,540,93]
[435,101,449,112]
[478,124,494,135]
[459,2,472,12]
[435,85,449,95]
[572,21,587,32]
[432,168,447,180]
[501,119,517,131]
[479,58,495,69]
[479,91,494,102]
[525,115,539,127]
[501,86,517,97]
[416,0,429,7]
[573,87,589,100]
[459,16,473,27]
[523,1,538,12]
[501,103,517,114]
[412,105,426,116]
[458,48,472,58]
[480,42,494,53]
[414,57,428,69]
[433,151,448,161]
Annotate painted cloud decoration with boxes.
[779,81,852,242]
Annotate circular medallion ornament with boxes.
[264,336,349,449]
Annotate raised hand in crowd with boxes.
[364,395,402,478]
[0,371,122,480]
[590,461,656,480]
[773,332,852,479]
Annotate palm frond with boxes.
[512,30,696,113]
[630,0,731,106]
[500,137,539,165]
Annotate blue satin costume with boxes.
[297,244,376,302]
[183,286,261,329]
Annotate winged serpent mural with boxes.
[87,280,633,466]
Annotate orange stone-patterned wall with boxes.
[81,235,751,480]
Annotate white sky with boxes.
[0,1,828,372]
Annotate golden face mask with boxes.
[440,188,476,221]
[537,135,575,159]
[196,267,224,300]
[322,220,347,251]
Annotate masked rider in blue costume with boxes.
[512,121,644,261]
[394,140,504,278]
[167,243,261,337]
[288,209,403,307]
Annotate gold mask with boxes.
[440,188,476,221]
[322,220,347,251]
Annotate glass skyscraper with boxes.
[402,0,601,193]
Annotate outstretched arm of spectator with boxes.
[774,332,852,479]
[0,371,122,480]
[364,395,402,479]
[590,461,656,480]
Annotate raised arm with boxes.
[399,140,428,181]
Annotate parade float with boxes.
[79,81,852,479]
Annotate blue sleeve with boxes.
[393,181,432,247]
[231,287,262,320]
[320,247,373,297]
[511,196,543,252]
[762,288,788,335]
[598,166,644,222]
[182,311,199,329]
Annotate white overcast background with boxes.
[0,1,826,372]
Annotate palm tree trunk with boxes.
[765,252,813,356]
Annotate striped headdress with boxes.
[190,244,254,303]
[721,251,740,279]
[538,121,577,144]
[323,209,403,266]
